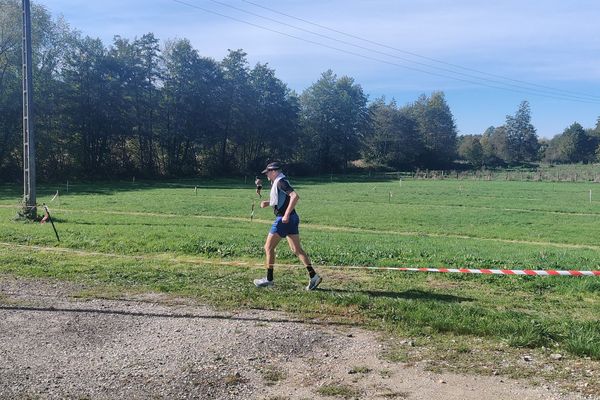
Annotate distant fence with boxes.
[407,169,600,182]
[363,167,600,183]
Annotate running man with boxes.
[253,161,322,290]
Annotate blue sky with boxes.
[40,0,600,138]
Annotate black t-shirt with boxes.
[274,178,296,216]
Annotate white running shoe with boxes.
[306,274,322,291]
[254,277,274,288]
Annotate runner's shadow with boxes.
[321,288,473,303]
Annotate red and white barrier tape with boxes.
[2,242,599,277]
[336,266,600,276]
[205,259,600,277]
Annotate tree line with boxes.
[458,108,600,168]
[1,1,599,182]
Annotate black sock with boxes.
[267,268,274,282]
[306,265,316,278]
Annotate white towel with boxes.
[269,173,286,206]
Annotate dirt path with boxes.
[0,276,589,400]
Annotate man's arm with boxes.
[282,191,299,223]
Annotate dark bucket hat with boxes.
[261,162,282,174]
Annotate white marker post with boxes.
[50,190,60,207]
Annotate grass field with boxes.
[2,176,600,390]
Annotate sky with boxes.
[40,0,600,139]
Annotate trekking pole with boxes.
[42,204,60,242]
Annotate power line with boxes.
[207,0,597,102]
[171,0,600,104]
[241,0,600,103]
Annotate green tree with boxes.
[299,70,369,172]
[408,92,457,168]
[543,135,563,163]
[563,122,592,163]
[589,117,600,162]
[218,49,253,172]
[105,34,163,176]
[34,14,77,180]
[504,101,539,163]
[243,62,299,172]
[0,0,20,96]
[458,135,484,167]
[0,0,21,179]
[488,126,511,165]
[544,122,594,164]
[0,0,69,180]
[364,98,422,169]
[161,39,225,175]
[61,35,115,176]
[478,126,504,166]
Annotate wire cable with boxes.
[172,0,600,104]
[205,0,599,102]
[241,0,600,102]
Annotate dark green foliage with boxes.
[364,98,423,169]
[504,101,539,164]
[407,92,458,168]
[0,3,300,180]
[299,70,369,173]
[544,122,598,164]
[457,135,484,167]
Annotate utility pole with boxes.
[22,0,36,218]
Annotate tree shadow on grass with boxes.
[322,288,473,303]
[0,304,355,327]
[0,174,407,201]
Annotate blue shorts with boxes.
[269,213,300,237]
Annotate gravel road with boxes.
[0,276,591,399]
